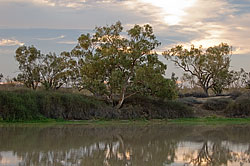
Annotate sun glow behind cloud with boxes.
[136,0,197,25]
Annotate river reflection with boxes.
[0,124,250,166]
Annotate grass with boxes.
[167,117,250,125]
[2,117,250,126]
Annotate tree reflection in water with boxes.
[184,142,250,166]
[0,125,250,166]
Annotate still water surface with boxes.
[0,124,250,166]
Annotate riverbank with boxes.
[0,89,193,121]
[1,88,250,122]
[2,117,250,125]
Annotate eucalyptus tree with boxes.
[72,21,176,108]
[15,46,69,90]
[164,43,232,95]
[15,46,41,90]
[40,52,68,90]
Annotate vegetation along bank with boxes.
[1,21,250,121]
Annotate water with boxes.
[0,124,250,166]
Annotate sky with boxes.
[0,0,250,78]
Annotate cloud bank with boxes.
[0,0,250,77]
[0,39,24,47]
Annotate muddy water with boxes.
[0,124,250,166]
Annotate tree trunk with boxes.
[116,87,126,109]
[116,93,125,109]
[202,85,209,96]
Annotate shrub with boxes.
[0,90,194,121]
[0,90,105,121]
[120,96,194,119]
[225,97,250,117]
[0,90,43,121]
[203,98,233,111]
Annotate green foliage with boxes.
[0,90,105,121]
[226,98,250,117]
[0,90,43,121]
[134,65,177,99]
[0,90,194,121]
[15,46,41,90]
[71,21,172,108]
[40,52,68,90]
[120,96,194,119]
[15,46,68,90]
[164,43,232,95]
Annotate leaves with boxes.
[15,46,68,90]
[72,21,174,108]
[15,46,41,90]
[164,43,232,95]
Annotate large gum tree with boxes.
[71,21,176,108]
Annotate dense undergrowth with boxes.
[0,89,193,121]
[1,87,250,122]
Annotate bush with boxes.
[225,97,250,117]
[0,90,106,121]
[0,90,194,121]
[203,98,233,111]
[120,96,194,119]
[0,90,43,121]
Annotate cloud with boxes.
[221,13,250,55]
[1,0,120,9]
[57,40,77,45]
[36,35,65,41]
[151,0,250,56]
[0,39,24,47]
[1,0,250,56]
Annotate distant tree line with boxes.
[7,21,250,108]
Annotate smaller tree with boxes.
[164,43,232,95]
[15,46,69,90]
[241,69,250,89]
[227,68,250,89]
[40,53,68,90]
[15,46,41,90]
[229,68,245,88]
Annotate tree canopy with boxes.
[163,43,232,95]
[15,46,68,90]
[71,21,176,108]
[15,46,41,90]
